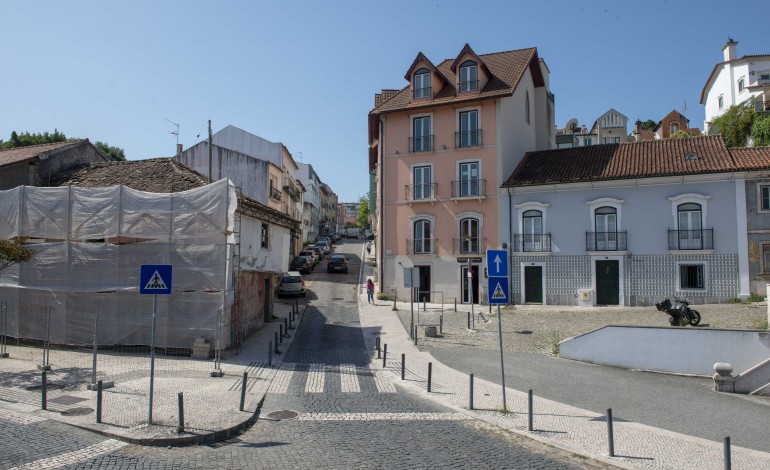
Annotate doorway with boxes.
[596,260,619,305]
[461,265,479,304]
[416,265,431,302]
[263,277,272,323]
[524,266,543,304]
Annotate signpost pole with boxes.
[149,293,158,424]
[469,258,474,330]
[410,284,414,340]
[497,303,507,411]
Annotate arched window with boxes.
[522,209,543,252]
[459,218,479,253]
[413,219,432,254]
[670,121,680,134]
[414,68,431,99]
[676,202,703,249]
[525,90,530,125]
[594,206,617,250]
[459,60,478,92]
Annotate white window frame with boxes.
[515,202,549,235]
[676,261,707,292]
[410,112,433,152]
[757,183,770,213]
[411,163,434,200]
[456,211,484,254]
[409,214,436,255]
[459,60,478,92]
[413,68,431,98]
[456,106,481,147]
[668,193,710,228]
[587,198,623,230]
[718,94,724,109]
[738,76,745,94]
[670,121,680,134]
[456,159,481,197]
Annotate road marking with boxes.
[9,439,128,469]
[271,363,296,394]
[297,412,471,421]
[373,370,397,393]
[339,364,360,393]
[305,363,325,393]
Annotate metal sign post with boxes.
[486,250,509,411]
[140,264,173,425]
[404,267,420,340]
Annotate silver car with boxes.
[277,271,306,297]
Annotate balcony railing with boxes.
[455,130,483,148]
[586,231,627,251]
[407,238,436,255]
[458,80,479,92]
[405,183,438,202]
[409,135,433,152]
[450,179,486,199]
[413,87,431,99]
[668,229,714,250]
[453,237,486,255]
[513,233,552,253]
[270,187,282,201]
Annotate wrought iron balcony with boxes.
[586,231,627,251]
[513,234,552,253]
[404,183,438,202]
[413,87,431,99]
[270,187,282,201]
[668,229,714,250]
[407,238,436,255]
[450,179,486,199]
[409,135,433,152]
[455,130,483,148]
[453,237,485,255]
[458,80,479,92]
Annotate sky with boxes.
[1,0,766,203]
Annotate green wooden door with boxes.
[596,260,619,305]
[524,266,543,303]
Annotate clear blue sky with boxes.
[1,1,765,202]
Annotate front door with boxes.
[524,266,543,304]
[596,260,619,305]
[461,265,479,304]
[417,266,431,302]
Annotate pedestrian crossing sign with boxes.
[487,277,509,304]
[140,264,173,294]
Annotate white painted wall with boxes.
[212,125,282,167]
[560,325,770,376]
[239,216,291,273]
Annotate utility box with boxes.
[577,289,592,307]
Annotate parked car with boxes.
[299,249,319,266]
[290,256,312,274]
[306,245,324,260]
[327,254,349,273]
[277,271,306,297]
[316,240,331,255]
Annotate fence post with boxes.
[41,370,47,410]
[469,373,474,410]
[401,354,405,380]
[724,437,731,470]
[239,372,248,411]
[427,362,432,392]
[528,389,534,431]
[96,380,103,423]
[607,408,615,457]
[177,392,185,433]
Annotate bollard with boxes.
[96,380,103,423]
[41,370,47,410]
[279,324,284,344]
[239,372,248,411]
[724,436,731,470]
[528,389,534,431]
[401,354,405,380]
[439,314,443,334]
[177,392,185,433]
[268,341,273,367]
[392,294,397,311]
[454,298,457,312]
[469,373,474,410]
[288,313,294,330]
[376,336,381,359]
[284,318,289,336]
[467,311,471,329]
[607,408,615,457]
[294,299,298,316]
[427,362,432,392]
[413,325,418,345]
[489,303,492,314]
[382,344,387,368]
[275,332,280,354]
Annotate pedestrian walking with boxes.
[366,279,375,304]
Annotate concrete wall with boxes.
[212,125,282,167]
[239,215,291,274]
[559,325,770,376]
[0,141,106,190]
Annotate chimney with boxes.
[722,38,738,61]
[176,143,183,157]
[581,125,587,134]
[635,119,642,134]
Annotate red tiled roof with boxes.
[0,140,85,168]
[371,47,539,114]
[503,136,770,187]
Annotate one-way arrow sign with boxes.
[486,250,508,278]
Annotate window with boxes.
[522,210,543,251]
[459,218,479,253]
[525,90,530,125]
[413,219,432,254]
[670,122,680,134]
[595,206,618,250]
[761,185,770,211]
[458,161,479,197]
[763,245,770,273]
[459,61,478,92]
[738,77,745,93]
[718,95,724,109]
[677,203,703,250]
[679,264,704,289]
[458,110,479,147]
[412,165,432,200]
[412,116,432,151]
[261,223,269,249]
[413,68,431,99]
[584,137,593,146]
[602,137,621,144]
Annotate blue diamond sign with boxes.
[140,265,173,295]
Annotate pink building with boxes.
[369,44,554,303]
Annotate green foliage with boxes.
[357,195,370,229]
[550,331,561,356]
[0,129,68,149]
[94,141,126,161]
[376,292,390,300]
[727,296,742,304]
[0,240,35,271]
[640,119,657,130]
[751,114,770,147]
[748,293,765,303]
[670,130,694,139]
[710,102,756,147]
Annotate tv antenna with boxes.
[681,99,688,114]
[296,151,303,162]
[164,117,179,148]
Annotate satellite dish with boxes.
[565,118,578,131]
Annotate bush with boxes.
[748,293,765,303]
[376,292,390,301]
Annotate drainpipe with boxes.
[507,186,514,305]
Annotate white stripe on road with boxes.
[340,363,360,393]
[297,412,471,421]
[270,363,296,394]
[10,439,128,469]
[305,363,325,393]
[373,370,397,393]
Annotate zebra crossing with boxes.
[266,362,397,394]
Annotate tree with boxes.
[709,102,756,148]
[0,240,34,271]
[357,196,370,229]
[1,129,68,149]
[94,141,126,161]
[751,114,770,147]
[640,119,657,130]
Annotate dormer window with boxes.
[413,68,431,99]
[670,122,680,134]
[459,61,478,92]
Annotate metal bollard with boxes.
[376,336,381,359]
[607,408,615,457]
[294,299,298,316]
[239,372,248,411]
[382,344,387,367]
[724,436,731,470]
[288,313,294,330]
[96,380,103,423]
[279,324,284,344]
[401,354,405,380]
[469,373,474,410]
[268,341,273,367]
[284,318,289,336]
[414,325,418,345]
[467,311,471,329]
[275,332,280,354]
[528,389,534,431]
[439,314,443,334]
[177,392,185,433]
[41,370,47,410]
[392,293,397,311]
[454,298,457,312]
[427,362,432,392]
